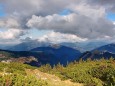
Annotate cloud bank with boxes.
[27,14,115,39]
[0,0,115,44]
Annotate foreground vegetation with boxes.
[0,58,115,86]
[0,62,48,86]
[39,58,115,86]
[0,62,82,86]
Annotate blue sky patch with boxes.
[0,4,5,17]
[25,29,51,39]
[107,13,115,21]
[59,9,72,16]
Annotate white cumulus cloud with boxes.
[0,29,25,40]
[38,31,87,43]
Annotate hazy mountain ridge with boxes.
[8,40,50,51]
[7,40,110,52]
[93,43,115,53]
[80,51,115,60]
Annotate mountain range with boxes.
[8,40,50,51]
[6,40,110,52]
[0,42,115,67]
[31,45,81,65]
[0,45,81,66]
[93,43,115,53]
[81,51,115,60]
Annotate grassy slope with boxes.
[26,69,83,86]
[0,62,83,86]
[0,58,115,86]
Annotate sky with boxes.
[0,0,115,45]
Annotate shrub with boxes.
[0,74,48,86]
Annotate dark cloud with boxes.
[0,0,71,30]
[0,0,115,43]
[27,14,115,39]
[88,0,115,12]
[1,0,70,16]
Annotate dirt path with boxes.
[26,69,83,86]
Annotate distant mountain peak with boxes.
[93,43,115,53]
[50,44,61,49]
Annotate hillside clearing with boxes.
[26,69,83,86]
